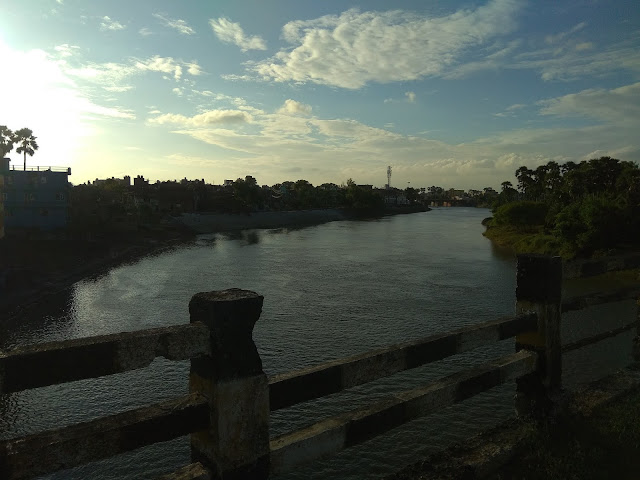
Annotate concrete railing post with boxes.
[189,289,269,479]
[514,254,563,418]
[633,292,640,362]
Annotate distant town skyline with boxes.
[1,0,638,189]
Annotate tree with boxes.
[0,125,14,159]
[14,127,38,171]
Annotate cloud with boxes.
[405,91,416,103]
[135,56,185,80]
[254,1,522,88]
[139,27,153,36]
[513,36,640,82]
[149,110,253,126]
[103,85,133,92]
[145,88,640,188]
[221,73,255,81]
[100,16,126,31]
[537,82,640,124]
[209,17,267,52]
[185,62,202,76]
[278,99,312,116]
[153,13,196,35]
[544,22,587,45]
[172,87,183,96]
[54,44,79,58]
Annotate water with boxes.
[0,208,636,479]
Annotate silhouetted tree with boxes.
[14,128,38,171]
[0,126,15,159]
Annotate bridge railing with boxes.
[0,254,638,479]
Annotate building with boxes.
[0,158,71,232]
[93,176,131,187]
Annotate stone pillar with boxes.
[514,254,563,418]
[633,292,640,362]
[189,289,270,479]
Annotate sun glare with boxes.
[0,40,93,170]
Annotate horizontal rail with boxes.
[156,462,211,480]
[269,313,537,411]
[564,253,640,279]
[0,323,210,394]
[270,350,537,476]
[562,322,637,354]
[0,393,209,480]
[562,286,638,313]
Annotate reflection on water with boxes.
[0,208,637,480]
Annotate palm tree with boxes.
[0,125,14,159]
[14,128,38,171]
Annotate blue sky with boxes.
[0,0,638,189]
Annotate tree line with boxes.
[488,157,640,257]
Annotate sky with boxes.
[0,0,639,190]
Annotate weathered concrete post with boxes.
[633,292,640,362]
[189,289,269,479]
[514,254,563,418]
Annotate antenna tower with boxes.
[387,166,392,189]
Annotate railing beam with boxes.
[270,350,537,476]
[0,394,209,480]
[269,313,537,410]
[562,322,636,353]
[562,286,639,313]
[0,323,210,394]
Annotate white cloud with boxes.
[185,62,203,76]
[278,99,312,116]
[209,17,267,52]
[405,91,416,103]
[139,27,153,36]
[545,22,587,45]
[103,85,133,92]
[254,1,522,88]
[221,73,255,81]
[513,36,640,82]
[145,89,640,188]
[172,87,183,96]
[537,82,640,125]
[54,44,79,58]
[100,16,126,32]
[153,13,196,35]
[149,110,253,126]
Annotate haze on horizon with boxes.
[0,0,638,190]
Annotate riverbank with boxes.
[176,208,348,233]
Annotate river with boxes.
[0,208,636,479]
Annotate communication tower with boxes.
[387,166,392,189]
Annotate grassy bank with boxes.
[491,389,640,480]
[482,218,568,257]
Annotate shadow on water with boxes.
[0,288,76,350]
[489,238,516,262]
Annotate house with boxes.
[0,158,71,233]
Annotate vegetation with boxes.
[14,128,38,170]
[0,126,39,170]
[485,157,640,258]
[0,125,15,158]
[492,390,640,480]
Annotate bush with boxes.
[493,201,549,227]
